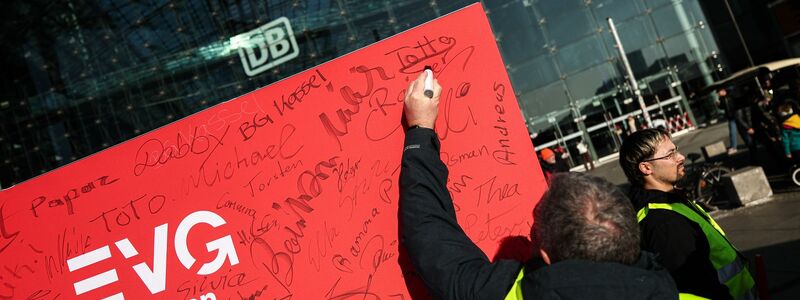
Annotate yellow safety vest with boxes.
[504,267,525,300]
[637,202,756,299]
[679,293,710,299]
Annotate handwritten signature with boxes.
[133,125,229,176]
[492,82,516,165]
[89,193,168,233]
[473,176,521,206]
[184,124,303,194]
[249,156,339,293]
[30,175,119,217]
[385,35,473,76]
[436,82,478,141]
[176,269,256,300]
[463,205,529,244]
[240,69,331,142]
[319,66,394,151]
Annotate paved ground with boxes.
[583,122,800,299]
[717,194,800,299]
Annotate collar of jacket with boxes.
[628,186,690,210]
[518,251,677,299]
[782,114,800,129]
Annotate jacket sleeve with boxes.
[641,212,733,300]
[782,130,791,156]
[400,127,521,300]
[734,106,752,130]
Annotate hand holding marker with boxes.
[424,66,434,98]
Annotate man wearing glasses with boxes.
[619,129,756,299]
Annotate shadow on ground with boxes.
[743,239,800,300]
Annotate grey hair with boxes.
[532,172,640,265]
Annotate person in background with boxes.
[539,147,567,181]
[554,145,572,168]
[614,124,625,144]
[749,92,783,167]
[576,139,594,171]
[400,70,678,299]
[627,115,638,136]
[730,90,757,163]
[717,88,742,154]
[620,128,756,299]
[777,99,800,165]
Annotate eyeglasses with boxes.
[642,146,680,162]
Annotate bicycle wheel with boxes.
[695,166,732,205]
[792,167,800,187]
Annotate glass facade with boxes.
[489,0,722,167]
[0,0,723,186]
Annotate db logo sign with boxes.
[232,17,299,76]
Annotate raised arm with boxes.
[399,72,520,300]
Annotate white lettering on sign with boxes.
[232,16,300,76]
[192,292,217,300]
[66,210,239,298]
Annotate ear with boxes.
[539,249,551,265]
[638,161,652,176]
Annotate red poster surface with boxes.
[0,4,546,299]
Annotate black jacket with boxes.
[400,128,678,299]
[539,159,568,181]
[628,187,733,300]
[719,95,738,120]
[734,104,753,130]
[751,101,780,139]
[524,253,678,299]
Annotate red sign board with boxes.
[0,4,545,299]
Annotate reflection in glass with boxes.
[557,35,606,75]
[566,63,619,100]
[625,44,668,78]
[524,81,570,119]
[681,0,708,26]
[661,34,697,67]
[535,0,585,18]
[510,55,560,92]
[616,16,659,52]
[545,7,596,46]
[644,0,674,9]
[490,0,535,36]
[499,29,548,66]
[592,0,644,23]
[651,4,688,38]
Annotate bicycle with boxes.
[678,153,734,209]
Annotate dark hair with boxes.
[532,172,640,265]
[619,128,670,187]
